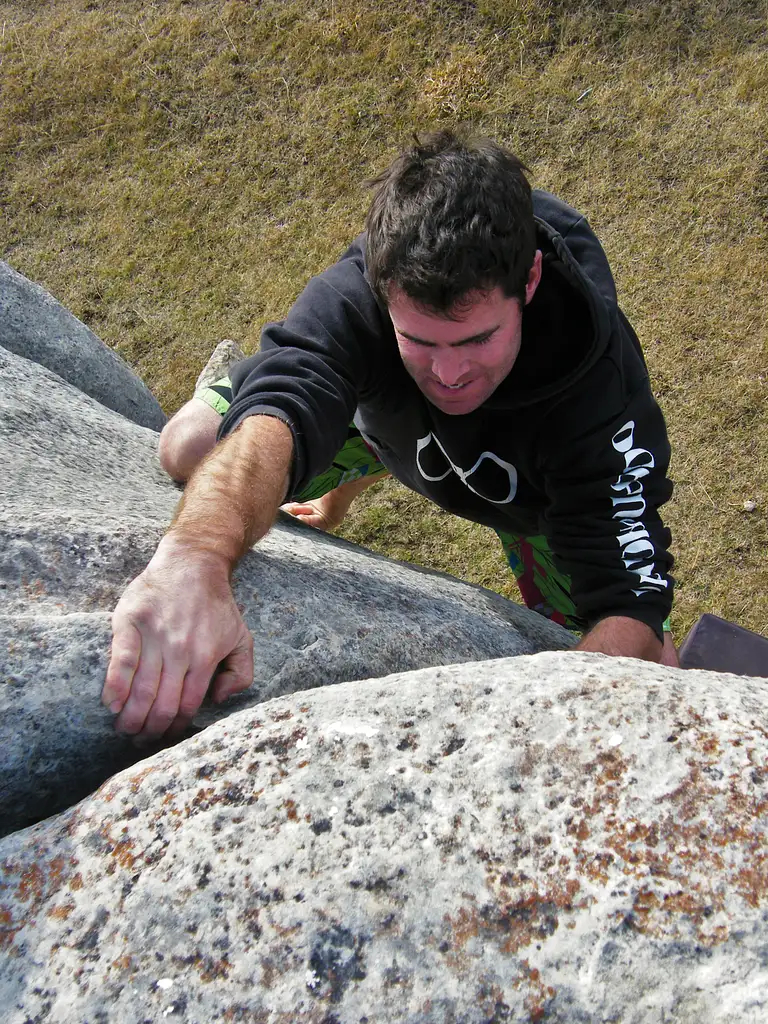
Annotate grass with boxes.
[1,0,767,640]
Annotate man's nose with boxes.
[432,350,470,386]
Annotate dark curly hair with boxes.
[365,130,536,316]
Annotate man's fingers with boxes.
[113,635,164,736]
[211,632,254,704]
[282,501,331,530]
[103,622,142,713]
[139,654,190,740]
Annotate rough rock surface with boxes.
[0,345,573,833]
[0,260,166,429]
[2,652,767,1023]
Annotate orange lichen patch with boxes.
[0,904,19,949]
[22,577,47,600]
[696,734,721,757]
[514,960,557,1023]
[222,1005,271,1023]
[555,726,768,947]
[283,799,299,822]
[581,851,615,886]
[69,872,83,891]
[445,879,583,961]
[111,838,137,871]
[734,853,768,909]
[190,787,215,812]
[128,764,158,795]
[110,953,136,973]
[17,863,46,903]
[199,957,231,983]
[662,891,706,915]
[591,749,628,787]
[47,900,76,921]
[567,818,590,842]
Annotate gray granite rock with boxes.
[0,345,573,834]
[2,652,767,1023]
[0,260,166,429]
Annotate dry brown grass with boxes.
[2,0,767,639]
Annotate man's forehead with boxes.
[387,285,500,320]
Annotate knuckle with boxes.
[111,648,140,673]
[148,706,178,732]
[131,679,159,703]
[164,637,189,662]
[177,694,202,718]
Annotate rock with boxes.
[0,260,166,430]
[2,652,767,1022]
[194,338,246,392]
[0,345,573,834]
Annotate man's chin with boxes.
[427,391,485,415]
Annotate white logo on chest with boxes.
[415,432,518,504]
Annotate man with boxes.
[103,130,676,742]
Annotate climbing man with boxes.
[103,129,677,741]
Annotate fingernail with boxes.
[109,700,123,714]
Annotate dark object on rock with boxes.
[679,613,768,677]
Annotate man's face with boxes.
[388,252,542,416]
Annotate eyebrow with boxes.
[396,326,499,347]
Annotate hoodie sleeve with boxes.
[218,242,390,498]
[539,359,675,642]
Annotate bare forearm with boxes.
[575,615,663,662]
[168,414,294,569]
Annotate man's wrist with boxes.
[154,530,236,578]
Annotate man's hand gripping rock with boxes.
[101,414,293,743]
[103,537,253,741]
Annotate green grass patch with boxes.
[2,0,767,640]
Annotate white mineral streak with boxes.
[323,720,380,739]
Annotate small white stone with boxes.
[295,737,309,750]
[743,500,756,512]
[157,978,174,990]
[608,733,623,747]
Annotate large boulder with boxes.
[0,260,166,430]
[2,652,767,1023]
[0,345,573,834]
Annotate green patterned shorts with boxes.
[197,377,389,503]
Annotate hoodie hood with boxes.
[484,190,618,410]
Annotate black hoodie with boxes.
[222,191,674,638]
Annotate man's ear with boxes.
[524,250,543,306]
